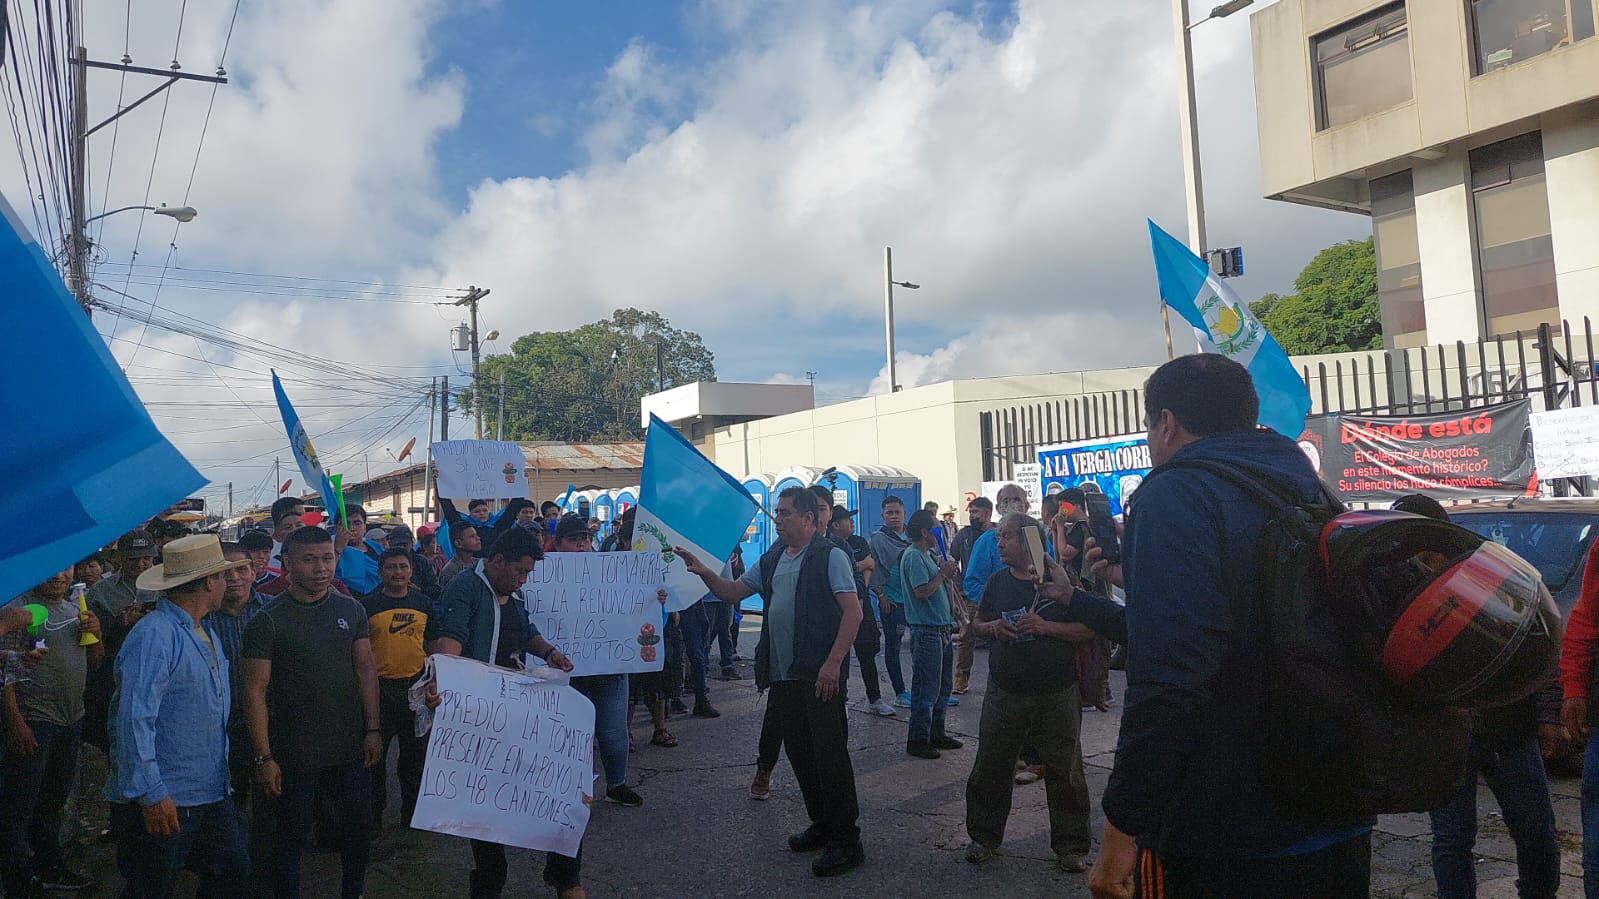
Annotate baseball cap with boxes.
[386,524,415,545]
[117,530,157,558]
[830,505,857,524]
[554,514,590,542]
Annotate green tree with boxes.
[1253,237,1380,356]
[469,308,716,442]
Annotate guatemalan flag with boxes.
[0,189,204,600]
[1148,220,1312,437]
[632,415,759,612]
[272,371,343,525]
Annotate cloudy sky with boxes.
[6,0,1366,512]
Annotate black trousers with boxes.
[469,838,581,897]
[373,677,426,825]
[1134,833,1372,899]
[767,681,861,848]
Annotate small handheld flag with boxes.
[272,371,344,526]
[1148,220,1311,437]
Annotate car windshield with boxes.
[1452,513,1595,592]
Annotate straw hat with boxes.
[136,534,250,593]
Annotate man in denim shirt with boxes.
[106,534,252,898]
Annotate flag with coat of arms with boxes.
[1148,219,1312,438]
[632,415,759,612]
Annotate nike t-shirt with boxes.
[360,587,431,680]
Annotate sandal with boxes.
[651,730,679,748]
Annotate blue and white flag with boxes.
[1148,220,1312,437]
[0,190,203,600]
[633,415,759,612]
[271,371,342,525]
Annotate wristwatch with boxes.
[251,753,273,769]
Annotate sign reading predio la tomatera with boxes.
[1297,399,1534,501]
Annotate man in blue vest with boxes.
[677,486,865,878]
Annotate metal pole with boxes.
[69,47,90,316]
[884,246,898,393]
[423,377,437,524]
[1171,0,1207,359]
[227,482,233,519]
[496,368,506,441]
[470,296,483,439]
[440,375,449,442]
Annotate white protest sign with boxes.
[523,552,667,676]
[431,440,529,500]
[1531,405,1599,479]
[1012,463,1043,516]
[412,654,594,856]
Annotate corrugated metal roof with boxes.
[519,442,646,471]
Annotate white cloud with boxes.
[5,0,1366,507]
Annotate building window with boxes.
[1469,0,1597,74]
[1470,132,1559,337]
[1313,4,1414,130]
[1371,171,1426,349]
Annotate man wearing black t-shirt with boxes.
[242,526,382,899]
[426,528,581,899]
[360,548,433,827]
[828,505,892,717]
[963,513,1125,876]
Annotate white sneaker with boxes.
[870,698,897,717]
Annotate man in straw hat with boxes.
[105,534,251,897]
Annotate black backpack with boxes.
[1162,458,1472,828]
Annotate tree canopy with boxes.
[468,308,716,442]
[1249,237,1380,356]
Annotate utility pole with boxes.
[273,458,281,497]
[655,339,665,392]
[423,377,437,522]
[440,375,450,442]
[227,482,233,518]
[497,369,507,441]
[67,47,227,317]
[453,286,491,439]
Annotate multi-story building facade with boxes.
[1251,0,1599,348]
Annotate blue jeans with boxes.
[270,762,371,899]
[1582,728,1599,899]
[573,675,628,789]
[0,717,81,885]
[1432,734,1559,899]
[908,625,953,744]
[679,602,713,702]
[880,599,908,695]
[113,800,249,898]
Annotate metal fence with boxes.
[980,318,1599,486]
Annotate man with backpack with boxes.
[1087,354,1374,898]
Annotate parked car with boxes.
[1449,497,1599,617]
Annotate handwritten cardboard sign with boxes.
[431,440,529,500]
[1532,405,1599,479]
[523,552,666,676]
[411,654,594,856]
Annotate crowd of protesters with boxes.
[11,353,1599,897]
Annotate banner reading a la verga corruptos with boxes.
[1296,399,1534,501]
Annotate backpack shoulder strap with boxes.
[1156,458,1343,516]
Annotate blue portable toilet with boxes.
[614,486,638,517]
[772,466,825,498]
[739,474,775,562]
[824,465,921,536]
[593,491,615,523]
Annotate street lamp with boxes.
[1163,0,1253,358]
[84,204,197,224]
[883,246,921,393]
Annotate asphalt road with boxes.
[68,622,1587,897]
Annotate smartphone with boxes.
[1085,493,1122,565]
[1022,526,1050,582]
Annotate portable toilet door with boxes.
[739,475,775,562]
[614,486,638,518]
[593,491,615,524]
[833,465,921,536]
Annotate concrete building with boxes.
[1250,0,1599,348]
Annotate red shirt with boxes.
[1559,541,1599,701]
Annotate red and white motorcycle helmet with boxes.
[1320,510,1561,710]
